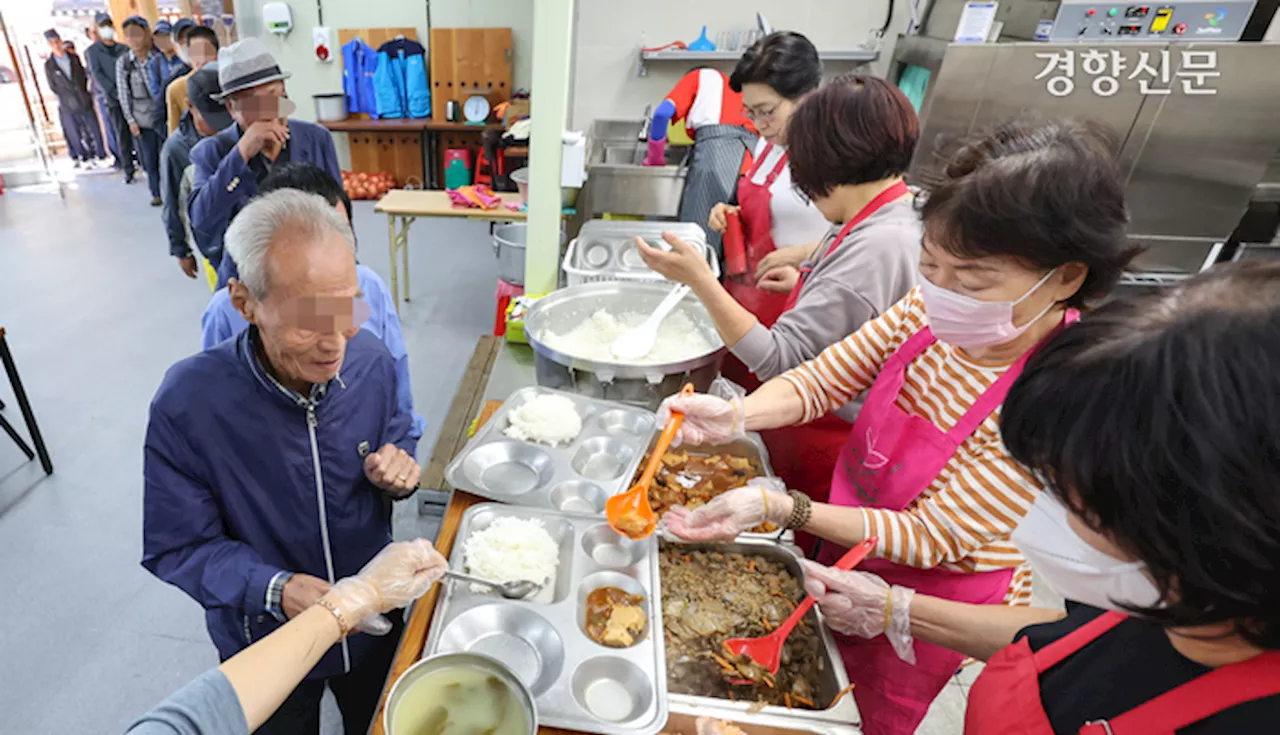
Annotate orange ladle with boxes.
[606,383,694,540]
[724,537,879,680]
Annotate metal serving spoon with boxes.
[443,570,543,600]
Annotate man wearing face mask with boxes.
[143,189,421,735]
[188,37,341,279]
[801,262,1280,734]
[84,12,131,175]
[660,120,1140,735]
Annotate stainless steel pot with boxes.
[492,223,566,286]
[524,282,726,409]
[383,652,538,735]
[312,93,348,122]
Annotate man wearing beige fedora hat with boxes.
[188,37,341,276]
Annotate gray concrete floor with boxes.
[0,170,498,733]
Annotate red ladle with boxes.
[724,537,879,678]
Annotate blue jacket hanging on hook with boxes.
[342,36,379,118]
[374,37,430,119]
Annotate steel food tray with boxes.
[445,387,656,512]
[660,539,861,730]
[424,504,669,735]
[639,433,794,542]
[571,220,708,272]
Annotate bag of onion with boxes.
[341,170,398,200]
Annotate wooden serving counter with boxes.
[370,336,583,735]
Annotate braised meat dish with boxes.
[584,586,647,648]
[643,450,777,534]
[660,546,826,709]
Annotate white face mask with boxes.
[920,267,1059,350]
[1012,493,1162,612]
[99,26,116,41]
[176,45,191,64]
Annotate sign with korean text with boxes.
[1034,49,1219,97]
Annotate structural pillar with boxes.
[523,0,575,294]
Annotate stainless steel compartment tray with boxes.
[572,220,709,274]
[444,387,656,511]
[660,539,861,729]
[424,504,669,735]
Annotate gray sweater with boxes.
[732,196,921,420]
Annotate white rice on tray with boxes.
[543,308,715,364]
[463,516,559,595]
[503,393,582,446]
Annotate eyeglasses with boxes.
[741,105,779,123]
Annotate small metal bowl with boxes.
[383,652,538,735]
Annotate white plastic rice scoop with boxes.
[610,283,692,360]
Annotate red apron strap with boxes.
[1034,611,1127,672]
[745,142,778,180]
[945,308,1080,443]
[1089,650,1280,735]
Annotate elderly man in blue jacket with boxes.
[188,36,340,275]
[143,188,420,735]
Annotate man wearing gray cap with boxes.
[161,66,234,279]
[189,37,340,277]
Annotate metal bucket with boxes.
[493,223,566,286]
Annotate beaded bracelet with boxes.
[785,489,812,530]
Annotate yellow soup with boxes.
[392,666,529,735]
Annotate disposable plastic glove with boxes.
[695,718,748,735]
[661,478,791,542]
[800,559,917,664]
[655,377,747,447]
[319,538,448,636]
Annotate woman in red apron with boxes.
[800,263,1280,734]
[639,75,922,528]
[660,119,1139,734]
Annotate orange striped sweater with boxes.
[779,288,1044,604]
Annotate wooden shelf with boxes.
[638,47,878,66]
[321,118,504,132]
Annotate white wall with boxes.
[234,0,534,121]
[570,0,915,130]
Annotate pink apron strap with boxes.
[944,308,1079,444]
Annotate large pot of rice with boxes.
[524,282,726,409]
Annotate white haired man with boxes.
[142,189,420,735]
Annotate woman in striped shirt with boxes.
[662,119,1139,735]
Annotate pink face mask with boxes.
[919,268,1058,350]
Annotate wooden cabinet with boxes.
[429,28,513,122]
[347,130,425,187]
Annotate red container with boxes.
[723,209,747,276]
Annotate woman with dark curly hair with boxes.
[661,119,1139,734]
[798,261,1280,733]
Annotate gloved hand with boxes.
[655,378,747,447]
[643,137,668,166]
[661,478,791,542]
[696,717,748,735]
[800,560,916,664]
[319,539,448,636]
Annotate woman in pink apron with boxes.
[800,263,1280,735]
[639,75,922,536]
[661,119,1139,735]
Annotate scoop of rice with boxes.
[463,516,559,595]
[504,393,582,446]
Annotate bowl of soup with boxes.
[384,652,537,735]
